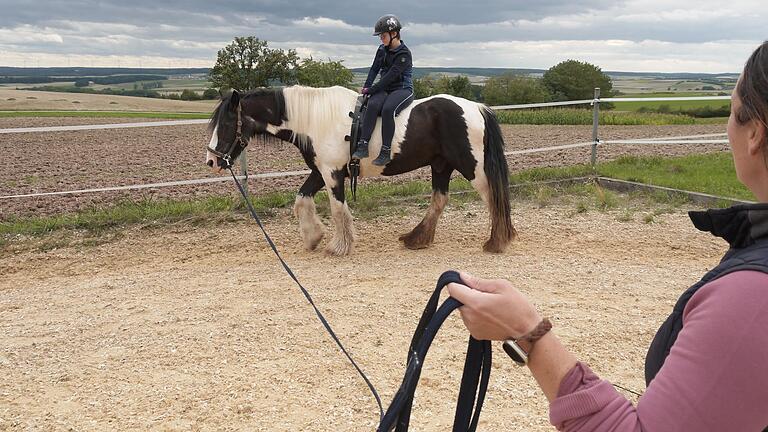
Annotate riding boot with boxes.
[372,143,391,166]
[351,139,369,159]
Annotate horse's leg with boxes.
[294,170,326,251]
[321,167,355,256]
[399,164,453,249]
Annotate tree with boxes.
[180,89,201,101]
[441,75,473,100]
[413,75,475,100]
[202,88,219,100]
[295,57,354,88]
[414,76,438,98]
[542,60,614,101]
[209,36,299,91]
[482,74,551,106]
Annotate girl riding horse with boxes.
[352,14,415,166]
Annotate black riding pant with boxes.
[360,88,414,150]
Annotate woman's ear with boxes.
[747,119,767,156]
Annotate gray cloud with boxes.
[0,0,765,72]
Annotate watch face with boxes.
[503,340,528,366]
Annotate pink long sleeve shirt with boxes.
[550,270,768,431]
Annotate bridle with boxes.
[207,102,248,168]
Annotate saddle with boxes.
[378,271,492,432]
[346,95,369,200]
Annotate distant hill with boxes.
[2,66,739,83]
[351,67,739,81]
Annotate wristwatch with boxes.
[502,337,532,366]
[502,318,552,366]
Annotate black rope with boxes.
[226,166,384,421]
[613,383,643,398]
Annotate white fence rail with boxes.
[0,92,730,200]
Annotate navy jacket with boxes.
[645,204,768,386]
[364,42,413,94]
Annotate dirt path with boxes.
[0,199,727,431]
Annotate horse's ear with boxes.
[230,90,241,110]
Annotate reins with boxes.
[224,162,385,422]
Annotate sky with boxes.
[0,0,765,73]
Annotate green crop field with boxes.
[611,98,731,112]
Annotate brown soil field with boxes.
[0,89,216,113]
[0,198,727,431]
[0,118,727,219]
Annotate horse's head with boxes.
[206,88,287,172]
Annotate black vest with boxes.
[645,204,768,385]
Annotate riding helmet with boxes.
[373,15,402,35]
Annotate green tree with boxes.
[413,75,474,100]
[202,88,220,100]
[414,76,438,98]
[180,89,201,101]
[295,57,354,87]
[482,74,551,106]
[441,75,473,99]
[542,60,613,101]
[209,36,299,91]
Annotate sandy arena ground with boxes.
[0,198,727,431]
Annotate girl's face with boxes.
[379,32,391,45]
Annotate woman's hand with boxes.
[361,87,370,94]
[447,272,542,341]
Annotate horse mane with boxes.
[208,88,287,133]
[282,85,357,140]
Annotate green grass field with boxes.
[92,79,211,93]
[611,99,730,112]
[494,108,708,125]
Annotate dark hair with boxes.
[736,41,768,134]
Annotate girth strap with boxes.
[378,270,492,432]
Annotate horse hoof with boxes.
[324,239,352,256]
[399,232,432,250]
[482,239,507,253]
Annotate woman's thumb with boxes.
[459,271,497,293]
[447,282,479,305]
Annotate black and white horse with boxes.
[206,86,515,256]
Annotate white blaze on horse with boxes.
[206,86,516,256]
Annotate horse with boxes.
[205,85,516,256]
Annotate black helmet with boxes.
[373,15,402,36]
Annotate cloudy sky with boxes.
[0,0,765,73]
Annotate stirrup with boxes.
[352,141,369,159]
[348,158,360,201]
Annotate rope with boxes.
[226,166,384,422]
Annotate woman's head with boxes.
[729,41,768,199]
[734,42,768,132]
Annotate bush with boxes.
[202,88,219,99]
[180,89,201,101]
[482,74,551,106]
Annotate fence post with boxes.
[239,151,249,196]
[591,87,601,168]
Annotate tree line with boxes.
[209,36,615,105]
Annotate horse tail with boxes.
[479,106,516,251]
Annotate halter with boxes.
[207,102,248,168]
